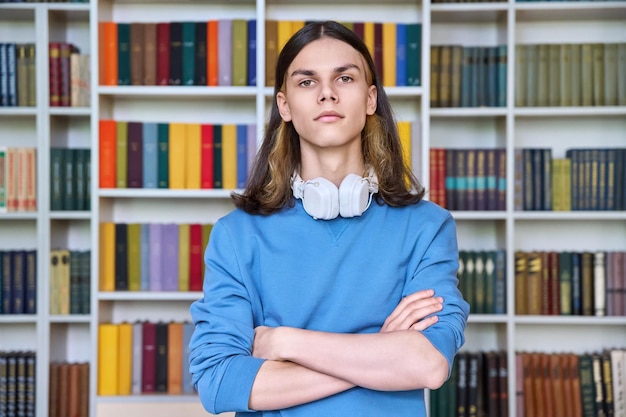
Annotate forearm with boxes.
[249,359,354,410]
[277,328,449,391]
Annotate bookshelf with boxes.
[0,0,624,416]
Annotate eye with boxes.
[298,79,315,87]
[338,75,353,83]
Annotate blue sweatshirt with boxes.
[189,198,469,416]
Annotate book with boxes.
[177,223,190,291]
[98,323,120,395]
[167,321,183,394]
[143,23,157,85]
[155,321,169,392]
[117,23,131,85]
[181,21,196,86]
[99,222,115,291]
[129,22,144,86]
[141,321,156,393]
[232,19,248,87]
[218,19,232,86]
[117,322,133,395]
[156,22,170,85]
[169,22,182,85]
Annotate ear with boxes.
[276,91,292,122]
[366,85,377,116]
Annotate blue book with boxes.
[246,123,257,176]
[497,45,507,107]
[218,19,232,86]
[160,223,179,291]
[460,47,472,107]
[0,43,8,106]
[142,122,158,188]
[236,124,248,189]
[247,19,257,86]
[486,46,498,107]
[1,251,11,314]
[571,252,581,315]
[11,250,25,314]
[182,321,195,394]
[395,23,407,87]
[6,43,16,106]
[140,224,150,291]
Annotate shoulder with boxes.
[387,199,453,224]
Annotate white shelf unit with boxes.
[0,0,624,416]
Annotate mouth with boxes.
[315,111,343,122]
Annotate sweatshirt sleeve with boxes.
[188,219,265,414]
[405,209,470,375]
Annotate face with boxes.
[276,37,377,158]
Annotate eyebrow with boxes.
[289,63,361,78]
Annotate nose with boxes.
[318,83,338,103]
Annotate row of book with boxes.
[514,250,625,317]
[0,351,36,417]
[430,350,509,417]
[49,361,89,417]
[516,350,625,417]
[429,148,507,211]
[99,20,257,87]
[49,42,90,107]
[430,45,507,108]
[269,20,423,88]
[515,43,626,108]
[0,1,88,2]
[99,120,256,190]
[0,147,37,213]
[99,222,214,292]
[0,43,36,107]
[0,250,36,315]
[49,249,91,315]
[458,249,506,315]
[515,147,626,211]
[50,147,91,211]
[98,321,195,396]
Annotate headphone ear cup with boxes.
[339,173,370,218]
[302,177,340,220]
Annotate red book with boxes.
[156,23,170,86]
[141,321,157,393]
[200,123,214,188]
[99,120,117,188]
[373,22,383,81]
[353,22,364,41]
[189,223,203,291]
[59,42,73,106]
[49,42,61,106]
[207,20,219,86]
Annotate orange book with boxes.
[363,22,375,60]
[167,322,183,394]
[185,123,201,189]
[382,22,397,86]
[207,21,219,86]
[221,124,237,189]
[168,123,187,189]
[177,223,190,291]
[99,222,116,291]
[99,120,117,188]
[100,22,118,86]
[24,147,36,211]
[277,20,292,53]
[200,124,214,188]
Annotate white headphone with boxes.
[291,170,379,220]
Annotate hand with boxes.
[380,289,443,333]
[253,325,286,361]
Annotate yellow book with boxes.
[201,223,214,261]
[221,124,237,189]
[178,223,190,291]
[382,22,397,87]
[117,322,133,395]
[98,323,119,395]
[168,123,187,189]
[397,121,412,171]
[291,21,305,37]
[127,223,141,291]
[277,20,293,53]
[185,123,201,189]
[57,249,70,315]
[49,250,61,314]
[99,222,116,291]
[116,121,127,188]
[167,321,183,394]
[363,22,375,59]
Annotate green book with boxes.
[63,148,76,211]
[592,43,604,106]
[559,251,573,315]
[181,22,196,86]
[618,43,626,105]
[406,23,421,86]
[116,121,128,188]
[515,44,526,107]
[581,43,594,106]
[127,223,141,291]
[525,44,538,107]
[603,42,618,106]
[157,123,169,188]
[570,43,582,106]
[213,125,223,189]
[50,147,65,211]
[69,250,81,314]
[232,19,248,87]
[117,23,131,85]
[559,44,571,106]
[473,251,486,314]
[537,44,549,107]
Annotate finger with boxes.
[411,315,439,332]
[385,289,436,324]
[383,295,443,331]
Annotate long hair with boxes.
[232,21,424,215]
